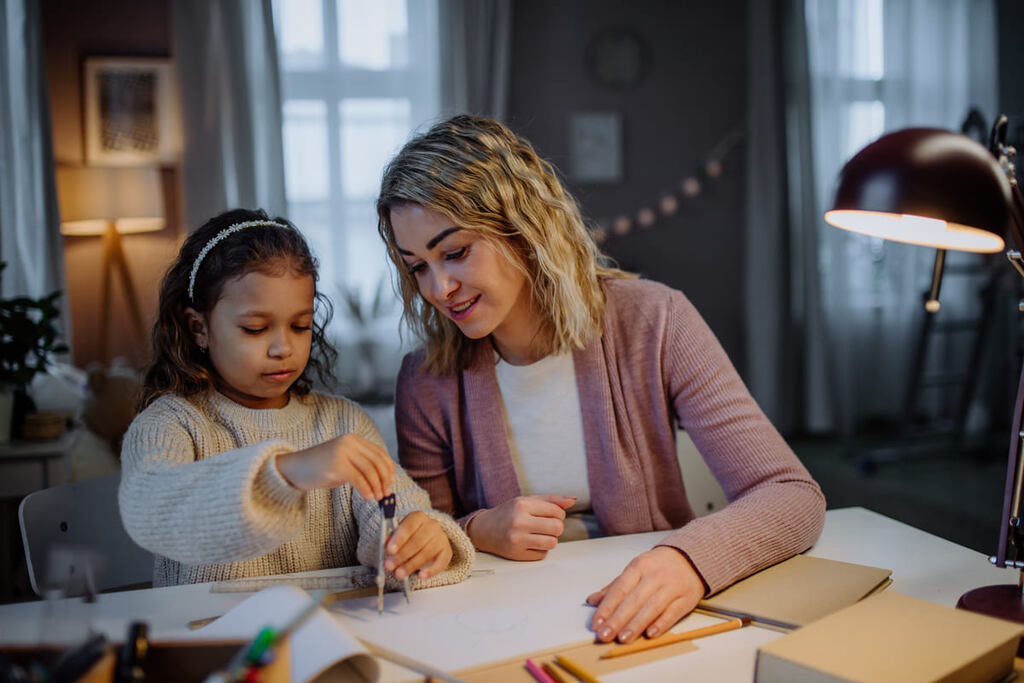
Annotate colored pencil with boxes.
[600,617,751,659]
[542,661,571,683]
[524,658,557,683]
[554,655,601,683]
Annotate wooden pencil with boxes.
[542,661,571,683]
[524,658,556,683]
[554,655,601,683]
[600,617,751,658]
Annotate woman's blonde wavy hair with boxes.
[377,114,633,375]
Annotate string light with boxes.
[589,127,745,246]
[636,207,656,228]
[612,215,632,236]
[659,195,679,216]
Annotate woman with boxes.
[376,115,825,644]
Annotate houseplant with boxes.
[0,262,69,441]
[337,276,397,403]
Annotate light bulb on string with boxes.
[637,207,656,228]
[681,177,701,197]
[613,216,633,236]
[659,195,679,215]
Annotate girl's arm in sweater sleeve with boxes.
[118,405,306,565]
[349,407,474,589]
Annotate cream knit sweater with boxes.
[119,390,474,588]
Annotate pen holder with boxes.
[0,639,292,682]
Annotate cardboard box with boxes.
[755,592,1023,682]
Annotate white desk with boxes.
[0,507,1018,681]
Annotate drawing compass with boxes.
[377,493,411,613]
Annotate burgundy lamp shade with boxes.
[825,128,1011,253]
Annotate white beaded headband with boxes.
[188,220,289,301]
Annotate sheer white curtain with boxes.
[273,0,441,397]
[0,0,64,303]
[173,0,288,232]
[745,0,832,433]
[805,0,997,435]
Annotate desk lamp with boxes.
[826,117,1024,632]
[55,166,165,363]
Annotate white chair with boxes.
[18,472,153,596]
[677,430,728,517]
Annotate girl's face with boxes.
[391,203,540,364]
[190,268,315,409]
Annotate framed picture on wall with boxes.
[569,111,623,183]
[82,57,181,166]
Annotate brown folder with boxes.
[698,554,893,629]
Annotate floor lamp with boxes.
[55,166,165,363]
[825,118,1024,642]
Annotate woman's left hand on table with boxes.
[585,546,706,644]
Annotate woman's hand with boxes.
[466,495,576,560]
[275,433,396,500]
[384,511,453,580]
[586,546,706,644]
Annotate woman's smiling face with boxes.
[390,203,540,364]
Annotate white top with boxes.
[494,352,599,540]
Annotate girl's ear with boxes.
[183,307,209,352]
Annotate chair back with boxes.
[18,472,153,596]
[677,430,728,517]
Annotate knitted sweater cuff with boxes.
[252,441,306,510]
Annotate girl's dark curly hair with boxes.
[139,208,337,410]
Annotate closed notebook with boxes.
[754,591,1024,683]
[698,554,892,629]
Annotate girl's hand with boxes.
[467,495,576,560]
[384,511,453,580]
[585,546,706,644]
[275,433,396,500]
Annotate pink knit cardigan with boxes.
[395,277,825,593]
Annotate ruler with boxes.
[210,567,374,594]
[209,567,496,594]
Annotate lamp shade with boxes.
[56,166,165,236]
[825,128,1010,253]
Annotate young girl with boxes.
[118,208,473,589]
[377,116,825,644]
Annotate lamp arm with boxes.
[995,125,1024,569]
[996,346,1024,569]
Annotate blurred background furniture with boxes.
[55,165,166,364]
[18,471,153,597]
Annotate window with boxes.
[273,0,440,341]
[809,0,886,167]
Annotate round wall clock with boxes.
[586,28,649,90]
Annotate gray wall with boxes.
[998,0,1024,167]
[506,0,749,373]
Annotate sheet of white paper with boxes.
[332,532,664,673]
[192,584,379,683]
